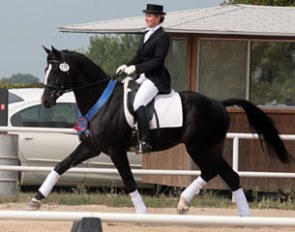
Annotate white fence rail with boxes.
[227,133,295,176]
[1,165,295,179]
[1,127,295,227]
[0,210,295,227]
[0,126,295,178]
[0,126,76,134]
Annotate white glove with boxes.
[116,64,127,74]
[124,65,136,75]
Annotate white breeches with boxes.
[133,76,159,111]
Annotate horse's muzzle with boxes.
[42,93,57,108]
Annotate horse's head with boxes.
[42,46,72,108]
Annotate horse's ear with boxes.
[42,45,51,55]
[51,46,62,58]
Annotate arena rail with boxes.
[0,210,295,227]
[1,127,295,227]
[1,126,295,178]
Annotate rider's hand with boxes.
[124,65,136,75]
[116,64,127,74]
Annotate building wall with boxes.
[143,34,295,191]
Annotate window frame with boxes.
[166,35,191,91]
[194,37,295,107]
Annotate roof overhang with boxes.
[59,5,295,38]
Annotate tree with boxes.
[85,34,140,76]
[1,73,40,84]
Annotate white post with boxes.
[0,133,19,196]
[232,136,239,172]
[232,136,239,203]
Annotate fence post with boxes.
[232,136,239,203]
[0,133,19,196]
[232,136,239,172]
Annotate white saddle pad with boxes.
[123,77,183,129]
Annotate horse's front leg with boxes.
[26,142,100,210]
[110,149,147,214]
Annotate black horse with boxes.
[27,46,292,216]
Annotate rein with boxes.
[70,73,119,93]
[44,78,111,95]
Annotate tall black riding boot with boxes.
[134,106,152,154]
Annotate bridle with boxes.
[44,59,117,97]
[43,59,72,97]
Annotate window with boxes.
[166,37,188,91]
[11,103,78,128]
[250,41,295,106]
[8,92,24,104]
[198,40,247,100]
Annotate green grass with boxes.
[1,187,295,211]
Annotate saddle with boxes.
[122,77,183,130]
[125,79,159,127]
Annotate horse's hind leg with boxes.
[177,148,218,215]
[26,142,99,210]
[177,176,207,214]
[178,139,250,215]
[217,156,251,216]
[178,143,251,216]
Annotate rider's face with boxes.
[145,13,161,28]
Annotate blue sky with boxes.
[0,0,222,81]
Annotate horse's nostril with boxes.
[42,95,55,108]
[43,99,51,108]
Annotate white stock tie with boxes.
[144,29,154,43]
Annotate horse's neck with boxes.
[73,76,109,115]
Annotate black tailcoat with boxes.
[127,27,171,94]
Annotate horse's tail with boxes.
[222,99,292,164]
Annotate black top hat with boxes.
[143,4,166,15]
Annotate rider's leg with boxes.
[133,78,159,153]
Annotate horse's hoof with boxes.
[177,197,190,215]
[26,198,41,211]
